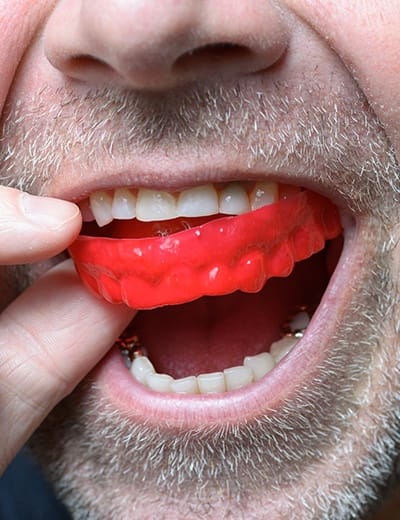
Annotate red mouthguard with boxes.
[68,191,342,309]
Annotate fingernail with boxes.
[22,193,80,230]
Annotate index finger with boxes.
[0,259,135,472]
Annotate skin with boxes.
[0,0,400,518]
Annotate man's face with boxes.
[2,1,400,517]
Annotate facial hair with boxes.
[1,76,400,518]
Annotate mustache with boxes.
[0,77,399,215]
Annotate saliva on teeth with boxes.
[122,311,309,395]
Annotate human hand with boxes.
[0,187,134,474]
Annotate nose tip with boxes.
[44,0,289,90]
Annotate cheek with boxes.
[390,223,400,275]
[284,0,400,162]
[7,33,69,105]
[0,0,53,110]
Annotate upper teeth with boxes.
[87,182,281,227]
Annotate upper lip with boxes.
[8,76,390,215]
[45,162,349,213]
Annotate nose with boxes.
[44,0,289,90]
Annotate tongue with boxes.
[131,250,329,378]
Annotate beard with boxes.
[2,74,400,518]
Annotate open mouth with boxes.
[68,180,344,402]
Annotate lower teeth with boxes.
[119,309,310,395]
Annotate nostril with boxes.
[173,42,254,75]
[69,54,108,69]
[65,54,116,81]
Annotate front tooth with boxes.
[111,188,136,219]
[177,184,219,217]
[146,373,173,393]
[136,189,178,222]
[90,191,113,227]
[170,376,199,394]
[219,183,250,215]
[270,336,299,363]
[197,372,226,393]
[244,352,275,381]
[130,356,155,384]
[250,182,278,210]
[224,366,253,391]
